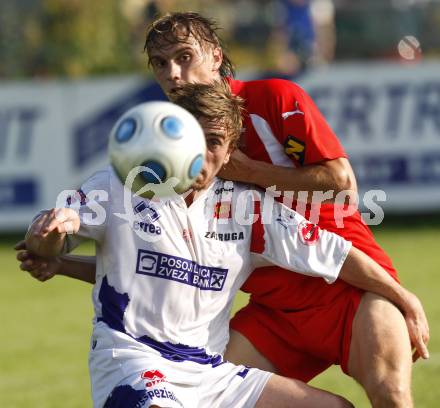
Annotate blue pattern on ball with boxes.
[116,118,136,143]
[189,154,204,179]
[161,116,184,139]
[140,161,166,184]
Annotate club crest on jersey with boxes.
[284,135,305,165]
[141,369,166,388]
[214,201,232,219]
[134,201,160,223]
[298,220,320,245]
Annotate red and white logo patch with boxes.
[141,369,166,388]
[214,201,232,219]
[298,220,320,245]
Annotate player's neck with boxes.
[184,190,195,207]
[184,189,204,207]
[184,182,213,207]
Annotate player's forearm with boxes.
[339,246,409,313]
[239,159,356,200]
[57,255,96,284]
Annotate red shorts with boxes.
[229,206,398,382]
[230,283,363,382]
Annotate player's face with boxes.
[149,36,223,98]
[191,118,232,191]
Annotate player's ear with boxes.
[227,141,236,154]
[223,150,232,165]
[212,47,223,72]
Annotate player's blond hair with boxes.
[170,80,243,149]
[144,12,234,78]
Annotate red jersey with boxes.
[227,77,397,309]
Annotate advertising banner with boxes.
[299,61,440,212]
[1,62,439,231]
[0,77,166,231]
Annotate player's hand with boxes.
[25,208,80,257]
[401,289,430,362]
[15,240,61,282]
[218,150,254,183]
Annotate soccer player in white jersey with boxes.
[24,82,427,408]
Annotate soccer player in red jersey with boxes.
[17,12,429,408]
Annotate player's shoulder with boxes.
[244,77,306,98]
[81,166,113,191]
[90,166,113,183]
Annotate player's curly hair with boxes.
[144,12,235,78]
[170,80,244,149]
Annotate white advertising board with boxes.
[1,62,439,231]
[0,76,163,231]
[298,61,440,212]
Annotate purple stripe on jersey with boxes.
[98,276,130,334]
[97,276,224,367]
[237,367,250,379]
[137,334,224,368]
[103,385,146,408]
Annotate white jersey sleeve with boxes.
[250,199,351,283]
[63,168,110,252]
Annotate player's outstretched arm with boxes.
[340,246,430,361]
[15,240,96,284]
[253,198,429,363]
[25,208,80,258]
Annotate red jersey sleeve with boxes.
[263,79,347,166]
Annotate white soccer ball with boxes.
[108,101,206,198]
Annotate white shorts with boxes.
[89,322,272,408]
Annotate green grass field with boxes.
[1,220,439,407]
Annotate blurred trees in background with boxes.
[0,0,144,78]
[0,0,439,79]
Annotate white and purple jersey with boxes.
[64,165,351,358]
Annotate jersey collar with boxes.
[226,77,245,98]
